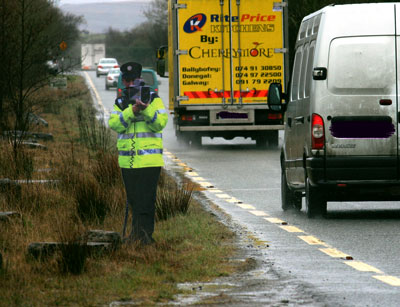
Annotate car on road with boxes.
[96,58,119,77]
[116,68,159,98]
[105,68,120,90]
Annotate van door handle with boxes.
[294,116,304,124]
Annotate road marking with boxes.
[345,261,383,274]
[319,248,350,258]
[83,72,109,117]
[237,204,256,210]
[373,275,400,286]
[280,225,304,233]
[226,197,240,203]
[215,193,231,199]
[199,181,214,188]
[165,154,400,288]
[298,235,328,246]
[264,217,285,224]
[192,177,205,181]
[249,210,269,217]
[208,189,223,193]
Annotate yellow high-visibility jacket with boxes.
[108,95,168,169]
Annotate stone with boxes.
[28,113,48,127]
[28,241,114,260]
[0,211,21,222]
[86,229,121,246]
[27,242,61,259]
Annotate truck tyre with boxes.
[256,136,268,147]
[305,177,327,218]
[267,131,279,148]
[281,168,302,211]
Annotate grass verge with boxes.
[0,74,239,306]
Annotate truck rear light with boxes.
[312,113,325,149]
[182,115,195,121]
[267,113,282,120]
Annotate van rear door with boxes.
[322,5,398,181]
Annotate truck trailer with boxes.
[156,0,289,146]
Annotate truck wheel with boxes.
[267,131,279,148]
[305,177,327,218]
[256,136,268,147]
[190,135,202,147]
[281,168,302,211]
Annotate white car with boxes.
[105,68,120,90]
[96,58,119,77]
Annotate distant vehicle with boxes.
[105,68,120,90]
[117,68,159,98]
[81,44,106,70]
[268,3,400,218]
[46,60,59,75]
[96,58,119,77]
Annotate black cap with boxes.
[120,62,142,79]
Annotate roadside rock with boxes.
[0,211,21,222]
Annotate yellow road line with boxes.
[237,204,256,210]
[208,189,223,193]
[373,275,400,286]
[226,197,240,203]
[215,193,231,199]
[319,248,350,258]
[83,71,108,116]
[345,261,383,274]
[264,217,285,224]
[186,172,199,177]
[192,177,205,181]
[298,235,328,246]
[249,210,269,217]
[199,182,214,188]
[280,225,304,233]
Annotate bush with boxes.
[155,170,193,221]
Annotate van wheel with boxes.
[267,131,279,148]
[305,177,327,218]
[281,169,302,211]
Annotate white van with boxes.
[268,3,400,217]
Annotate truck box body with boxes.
[81,44,106,70]
[167,0,288,146]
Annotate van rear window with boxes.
[328,36,395,95]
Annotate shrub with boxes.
[155,170,193,221]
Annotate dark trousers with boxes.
[121,167,161,243]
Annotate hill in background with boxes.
[60,1,149,33]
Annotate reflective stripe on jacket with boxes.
[108,96,168,169]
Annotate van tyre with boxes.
[281,169,302,211]
[267,131,279,148]
[305,177,327,218]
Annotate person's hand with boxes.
[132,99,148,114]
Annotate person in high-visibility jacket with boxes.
[109,62,168,245]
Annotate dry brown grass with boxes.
[0,75,238,306]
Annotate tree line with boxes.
[0,0,81,150]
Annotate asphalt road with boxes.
[83,70,400,306]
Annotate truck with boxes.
[81,43,106,70]
[156,0,289,146]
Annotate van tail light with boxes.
[98,65,103,68]
[113,65,119,68]
[107,76,113,80]
[311,113,325,149]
